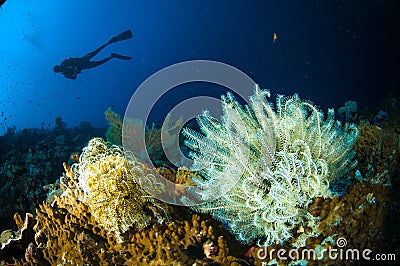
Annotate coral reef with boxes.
[2,137,248,265]
[157,165,200,186]
[183,85,359,246]
[246,181,391,265]
[374,110,388,127]
[0,118,105,232]
[354,117,399,187]
[0,213,34,263]
[13,189,246,265]
[309,182,389,252]
[104,107,123,145]
[338,100,357,122]
[105,107,184,166]
[353,121,380,171]
[1,90,399,265]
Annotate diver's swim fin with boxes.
[108,30,133,43]
[111,53,132,60]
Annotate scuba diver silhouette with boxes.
[53,30,133,79]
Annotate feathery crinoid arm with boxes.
[182,85,277,200]
[318,108,359,180]
[182,85,359,246]
[274,95,359,181]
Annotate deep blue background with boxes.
[0,0,398,135]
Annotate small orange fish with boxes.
[244,246,256,258]
[273,32,277,42]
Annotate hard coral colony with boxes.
[183,85,359,246]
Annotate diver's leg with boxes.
[108,30,133,44]
[111,53,132,60]
[83,53,131,70]
[84,56,113,69]
[81,30,132,60]
[81,43,109,61]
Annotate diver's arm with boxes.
[63,65,78,79]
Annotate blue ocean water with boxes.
[0,0,398,134]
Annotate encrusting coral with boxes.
[183,85,359,246]
[309,182,389,251]
[18,190,245,265]
[0,213,35,263]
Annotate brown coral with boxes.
[105,108,185,167]
[0,213,35,263]
[104,106,123,145]
[157,166,200,186]
[14,188,246,265]
[354,121,380,169]
[309,182,390,250]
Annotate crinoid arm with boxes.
[183,85,359,246]
[75,138,168,242]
